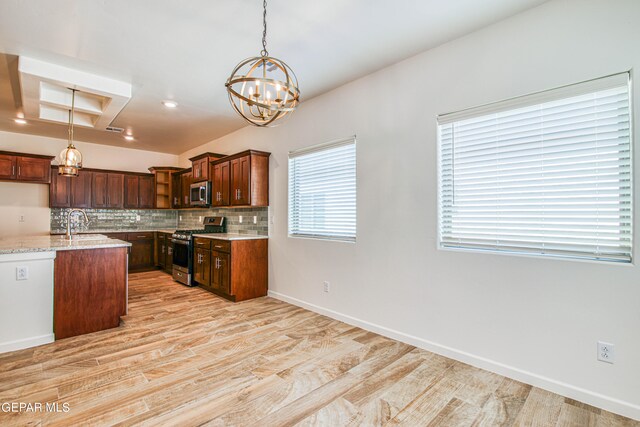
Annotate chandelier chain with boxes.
[260,0,268,57]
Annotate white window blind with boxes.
[289,137,356,242]
[438,73,632,262]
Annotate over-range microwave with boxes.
[190,181,211,207]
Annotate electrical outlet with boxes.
[16,266,28,281]
[323,281,330,293]
[253,216,257,224]
[269,215,274,225]
[19,215,25,223]
[199,216,203,222]
[179,215,183,221]
[239,215,243,224]
[597,341,615,364]
[136,215,141,221]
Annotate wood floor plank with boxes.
[0,270,636,427]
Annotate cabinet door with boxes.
[194,247,211,287]
[230,156,250,205]
[0,155,16,180]
[128,238,154,271]
[50,171,71,208]
[17,157,51,183]
[71,170,92,208]
[92,173,107,208]
[212,161,230,207]
[124,175,139,208]
[172,173,182,208]
[165,240,174,272]
[157,234,166,268]
[138,175,155,208]
[181,172,192,206]
[211,250,230,294]
[107,173,124,208]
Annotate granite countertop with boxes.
[192,233,268,241]
[0,234,131,255]
[50,229,177,235]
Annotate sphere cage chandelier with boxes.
[58,88,83,177]
[225,0,300,127]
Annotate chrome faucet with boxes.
[66,209,90,240]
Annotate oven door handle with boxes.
[171,239,190,245]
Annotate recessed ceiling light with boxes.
[14,118,27,125]
[124,135,135,141]
[162,100,178,108]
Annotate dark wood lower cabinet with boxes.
[102,232,155,273]
[54,247,128,339]
[128,232,155,272]
[195,238,267,302]
[155,232,174,274]
[194,247,211,288]
[211,250,231,295]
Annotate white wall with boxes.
[0,251,55,353]
[180,0,640,419]
[0,131,180,237]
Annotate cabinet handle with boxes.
[168,247,172,255]
[17,166,20,176]
[161,246,165,254]
[12,165,16,176]
[238,189,241,199]
[214,245,223,249]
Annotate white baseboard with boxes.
[268,290,640,421]
[0,334,55,354]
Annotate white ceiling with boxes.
[0,0,548,154]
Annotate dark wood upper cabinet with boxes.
[172,172,182,208]
[189,152,225,183]
[92,173,108,208]
[138,175,155,209]
[70,170,93,208]
[232,151,270,207]
[124,175,139,208]
[107,173,125,208]
[230,155,250,206]
[124,174,155,209]
[92,172,124,209]
[50,171,71,208]
[17,156,52,182]
[211,161,230,207]
[0,154,17,180]
[0,151,53,183]
[181,171,192,206]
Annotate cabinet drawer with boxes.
[127,232,154,241]
[210,239,231,253]
[194,237,212,250]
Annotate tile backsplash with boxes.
[51,207,269,235]
[51,208,178,234]
[178,207,269,235]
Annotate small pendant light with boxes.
[58,88,83,177]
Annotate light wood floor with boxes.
[0,271,637,426]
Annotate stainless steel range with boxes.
[171,216,225,286]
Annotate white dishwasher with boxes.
[0,251,55,353]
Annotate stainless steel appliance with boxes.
[190,181,211,207]
[171,216,225,286]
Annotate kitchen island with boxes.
[0,234,131,353]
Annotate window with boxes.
[288,137,356,242]
[438,73,632,262]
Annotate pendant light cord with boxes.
[68,89,76,148]
[69,89,76,147]
[260,0,268,57]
